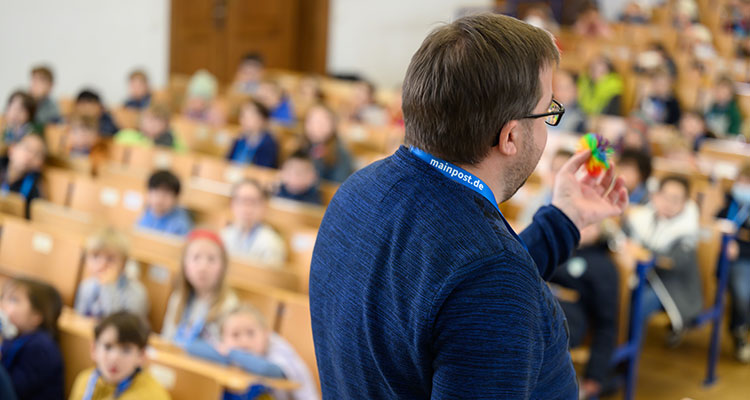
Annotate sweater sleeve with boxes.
[185,339,230,365]
[519,205,581,281]
[430,256,546,399]
[227,349,286,378]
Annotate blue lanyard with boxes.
[238,134,265,164]
[83,368,140,400]
[729,200,750,228]
[173,300,206,347]
[85,276,128,318]
[1,335,31,368]
[410,147,527,250]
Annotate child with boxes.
[678,110,716,152]
[3,91,37,145]
[549,70,585,134]
[618,149,653,205]
[716,163,750,362]
[0,278,64,400]
[625,175,703,343]
[183,70,218,122]
[29,65,61,125]
[233,53,265,96]
[638,67,681,126]
[301,104,354,183]
[577,55,623,116]
[256,81,295,126]
[276,151,322,205]
[115,104,185,151]
[0,133,45,218]
[124,69,152,110]
[75,89,119,136]
[226,100,279,168]
[550,223,619,399]
[705,76,743,136]
[221,179,286,265]
[69,312,170,400]
[348,80,386,126]
[74,228,149,320]
[187,303,319,400]
[136,170,193,236]
[161,229,238,346]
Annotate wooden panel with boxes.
[225,0,300,77]
[0,192,27,219]
[42,167,75,206]
[31,200,96,236]
[169,0,226,80]
[0,217,84,305]
[296,0,329,74]
[68,174,145,230]
[277,293,319,393]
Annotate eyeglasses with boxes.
[524,99,565,127]
[491,99,566,146]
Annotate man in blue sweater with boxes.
[310,13,629,399]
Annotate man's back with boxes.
[310,147,577,399]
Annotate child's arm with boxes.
[227,349,286,378]
[184,339,230,365]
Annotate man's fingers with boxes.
[560,150,590,175]
[607,177,628,211]
[596,165,615,196]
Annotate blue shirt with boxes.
[227,132,279,168]
[270,98,294,126]
[310,146,580,399]
[136,207,193,236]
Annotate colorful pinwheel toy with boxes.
[578,133,614,176]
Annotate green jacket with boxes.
[577,72,624,116]
[114,129,187,152]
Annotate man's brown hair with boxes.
[402,13,559,165]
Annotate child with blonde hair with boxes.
[187,303,319,400]
[74,228,149,319]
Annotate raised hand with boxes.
[551,150,629,231]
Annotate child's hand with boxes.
[216,342,232,356]
[728,240,740,261]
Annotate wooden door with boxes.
[170,0,227,80]
[170,0,328,83]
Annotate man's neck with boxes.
[459,160,507,205]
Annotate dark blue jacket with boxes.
[124,93,152,110]
[227,132,279,168]
[310,146,580,399]
[0,331,64,400]
[0,156,41,219]
[276,184,321,205]
[99,112,119,137]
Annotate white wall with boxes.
[327,0,492,89]
[0,0,489,106]
[0,0,169,107]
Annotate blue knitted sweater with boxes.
[310,146,580,399]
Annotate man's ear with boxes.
[496,120,520,156]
